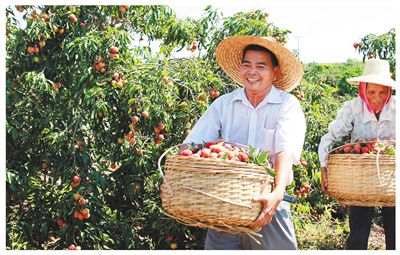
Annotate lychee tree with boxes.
[6,5,293,249]
[353,28,395,77]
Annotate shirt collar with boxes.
[231,86,283,107]
[362,96,394,123]
[261,86,284,104]
[362,104,377,124]
[231,87,246,102]
[378,97,395,122]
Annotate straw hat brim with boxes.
[347,75,397,88]
[216,35,303,92]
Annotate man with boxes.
[183,35,306,249]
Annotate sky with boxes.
[169,0,399,63]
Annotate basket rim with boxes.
[327,139,395,155]
[328,153,395,159]
[166,154,265,166]
[165,155,272,177]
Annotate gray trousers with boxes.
[205,202,297,250]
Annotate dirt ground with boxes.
[368,223,386,250]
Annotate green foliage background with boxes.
[6,5,393,250]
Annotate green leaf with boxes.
[384,148,395,155]
[248,147,257,159]
[41,222,48,237]
[257,151,269,165]
[264,166,276,177]
[6,171,15,184]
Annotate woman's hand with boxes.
[321,167,328,193]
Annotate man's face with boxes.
[366,83,389,110]
[240,50,279,94]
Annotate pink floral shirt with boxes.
[318,96,396,167]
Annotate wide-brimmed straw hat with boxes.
[347,58,396,88]
[216,35,303,92]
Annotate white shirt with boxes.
[318,96,396,167]
[184,86,306,169]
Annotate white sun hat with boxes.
[346,58,396,88]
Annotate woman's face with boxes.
[366,83,390,109]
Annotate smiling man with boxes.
[183,35,306,250]
[240,45,279,107]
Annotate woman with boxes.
[318,58,396,250]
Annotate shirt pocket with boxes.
[261,128,276,154]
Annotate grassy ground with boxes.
[295,212,385,250]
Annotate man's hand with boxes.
[321,167,328,193]
[249,151,292,229]
[249,189,284,228]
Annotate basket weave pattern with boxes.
[160,155,273,234]
[327,154,395,207]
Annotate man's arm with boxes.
[250,95,305,228]
[249,151,292,227]
[183,98,221,145]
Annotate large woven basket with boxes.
[327,152,395,207]
[158,145,274,237]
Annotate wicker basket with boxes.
[327,152,395,207]
[158,145,274,237]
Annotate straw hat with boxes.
[347,58,396,88]
[216,35,303,92]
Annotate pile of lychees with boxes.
[179,140,250,162]
[331,138,395,155]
